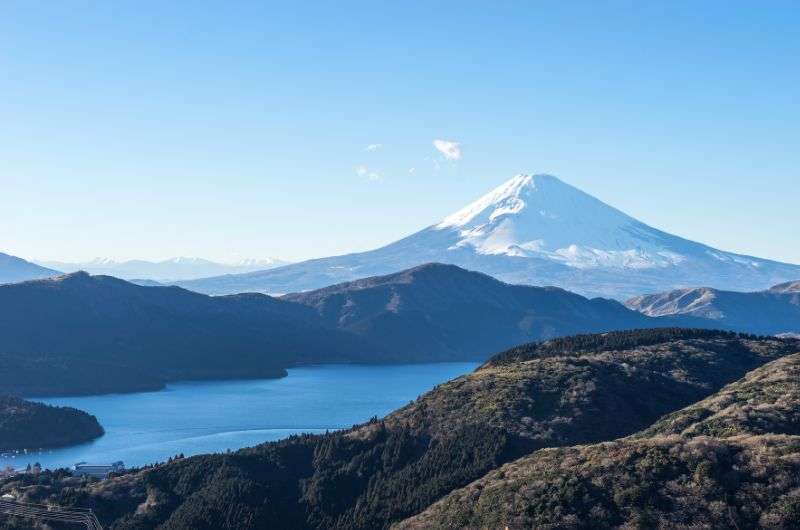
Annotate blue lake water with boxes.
[0,363,477,471]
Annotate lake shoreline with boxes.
[4,362,479,472]
[24,358,485,400]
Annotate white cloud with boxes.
[408,167,416,174]
[355,165,383,182]
[365,143,383,152]
[433,139,462,161]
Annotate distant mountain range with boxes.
[0,264,714,397]
[35,256,290,281]
[626,281,800,335]
[0,252,59,284]
[173,174,800,299]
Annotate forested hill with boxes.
[400,348,800,529]
[0,272,369,396]
[0,396,103,452]
[5,329,797,529]
[0,266,717,397]
[284,263,713,360]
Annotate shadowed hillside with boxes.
[285,263,712,360]
[0,272,369,396]
[0,397,103,452]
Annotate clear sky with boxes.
[1,1,798,264]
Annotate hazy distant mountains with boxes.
[174,174,800,299]
[626,281,800,335]
[36,256,290,281]
[0,251,59,284]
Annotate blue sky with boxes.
[1,1,798,264]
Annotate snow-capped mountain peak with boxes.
[434,174,677,269]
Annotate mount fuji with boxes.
[175,174,800,299]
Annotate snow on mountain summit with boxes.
[436,174,538,229]
[435,174,685,269]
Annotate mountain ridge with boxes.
[0,265,722,397]
[0,271,369,397]
[283,262,717,360]
[626,281,800,335]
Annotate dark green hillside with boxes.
[0,272,370,396]
[0,396,103,452]
[2,330,795,530]
[285,263,714,361]
[399,352,800,530]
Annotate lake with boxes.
[0,362,478,471]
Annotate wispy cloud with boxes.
[433,139,462,161]
[365,143,383,152]
[355,165,383,182]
